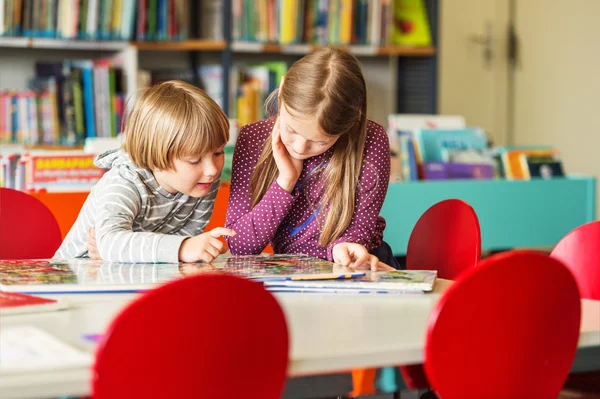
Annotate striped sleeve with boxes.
[94,177,186,263]
[173,180,220,237]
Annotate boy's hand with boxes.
[272,117,303,193]
[178,227,236,263]
[86,228,102,260]
[332,242,395,271]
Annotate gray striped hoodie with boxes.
[54,149,218,263]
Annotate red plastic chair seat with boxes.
[425,251,581,399]
[93,274,289,399]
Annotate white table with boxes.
[1,279,599,399]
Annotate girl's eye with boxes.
[188,160,200,165]
[214,152,224,157]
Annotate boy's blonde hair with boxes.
[250,46,368,247]
[122,80,229,171]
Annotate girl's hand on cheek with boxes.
[272,117,303,193]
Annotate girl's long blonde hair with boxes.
[249,46,368,247]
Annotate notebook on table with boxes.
[0,292,69,315]
[0,255,364,294]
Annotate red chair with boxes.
[550,221,600,300]
[406,199,482,279]
[0,188,62,259]
[400,199,482,390]
[93,274,289,399]
[550,221,600,393]
[425,250,581,399]
[351,200,482,396]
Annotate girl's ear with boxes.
[279,75,286,92]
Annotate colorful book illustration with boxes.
[264,270,438,293]
[0,291,69,315]
[182,254,365,281]
[0,255,364,294]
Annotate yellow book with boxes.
[280,0,297,44]
[391,0,432,46]
[339,0,352,44]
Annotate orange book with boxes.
[501,149,557,179]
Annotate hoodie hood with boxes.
[94,149,133,170]
[94,149,172,197]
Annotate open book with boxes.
[264,270,438,293]
[0,255,364,294]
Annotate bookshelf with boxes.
[0,0,439,150]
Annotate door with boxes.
[438,0,510,146]
[512,0,600,212]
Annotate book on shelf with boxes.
[0,151,105,191]
[0,0,215,41]
[230,62,288,126]
[520,153,565,180]
[0,255,366,294]
[1,57,127,148]
[497,147,559,180]
[0,291,69,315]
[386,114,466,181]
[232,0,431,47]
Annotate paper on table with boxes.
[0,326,92,374]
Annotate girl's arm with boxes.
[94,179,187,263]
[326,123,391,261]
[225,123,298,255]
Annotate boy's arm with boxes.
[327,123,391,261]
[94,181,186,263]
[225,125,297,255]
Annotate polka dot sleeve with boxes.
[225,121,298,255]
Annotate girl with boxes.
[225,47,397,270]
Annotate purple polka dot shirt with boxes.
[225,118,390,261]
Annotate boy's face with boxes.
[154,146,225,198]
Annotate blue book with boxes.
[70,61,96,138]
[414,127,489,163]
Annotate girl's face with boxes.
[153,146,225,198]
[278,103,339,160]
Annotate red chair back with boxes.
[93,274,289,399]
[550,221,600,300]
[407,199,481,280]
[399,199,482,389]
[425,251,581,399]
[0,188,62,259]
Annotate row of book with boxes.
[0,0,222,41]
[387,114,565,181]
[0,152,105,192]
[233,0,431,46]
[138,61,288,127]
[0,59,126,146]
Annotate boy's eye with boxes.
[188,160,200,165]
[214,152,224,156]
